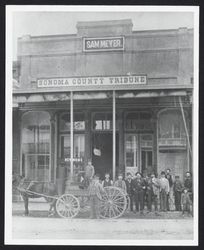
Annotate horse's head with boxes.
[12,174,25,188]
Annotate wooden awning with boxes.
[13,89,189,107]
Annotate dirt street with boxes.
[12,216,193,241]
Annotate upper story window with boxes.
[158,110,186,139]
[59,113,85,132]
[125,112,152,130]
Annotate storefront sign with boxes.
[37,75,147,88]
[83,37,124,52]
[65,158,83,162]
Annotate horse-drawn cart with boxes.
[14,176,128,219]
[56,186,127,219]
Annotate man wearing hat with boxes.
[88,174,105,219]
[114,173,127,193]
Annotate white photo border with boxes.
[5,5,199,246]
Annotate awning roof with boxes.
[13,89,191,107]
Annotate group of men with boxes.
[123,170,193,216]
[84,160,193,218]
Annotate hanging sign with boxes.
[83,37,124,52]
[37,75,147,88]
[93,148,101,156]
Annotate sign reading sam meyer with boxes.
[83,37,124,52]
[37,75,147,88]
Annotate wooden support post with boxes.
[70,91,74,181]
[118,110,124,175]
[113,90,116,182]
[50,112,56,182]
[179,96,192,157]
[85,111,91,165]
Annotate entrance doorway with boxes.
[92,133,118,179]
[125,133,153,175]
[141,149,153,175]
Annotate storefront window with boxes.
[125,134,137,168]
[21,111,50,181]
[60,134,85,182]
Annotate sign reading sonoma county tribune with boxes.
[37,75,147,88]
[83,37,124,52]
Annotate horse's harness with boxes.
[16,179,57,199]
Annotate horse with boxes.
[12,174,58,216]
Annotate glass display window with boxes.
[21,111,51,181]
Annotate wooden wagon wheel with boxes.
[56,194,80,218]
[99,186,127,219]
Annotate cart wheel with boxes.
[99,186,127,219]
[56,194,80,218]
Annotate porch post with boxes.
[70,91,74,180]
[113,90,116,182]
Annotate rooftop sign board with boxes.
[83,37,124,52]
[37,75,147,88]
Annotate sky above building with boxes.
[12,11,194,60]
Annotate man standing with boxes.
[84,159,95,187]
[173,176,183,211]
[159,171,170,212]
[146,175,153,212]
[88,174,105,219]
[132,172,146,215]
[125,172,133,212]
[151,173,160,215]
[184,172,193,199]
[165,169,174,211]
[102,173,113,187]
[114,173,127,193]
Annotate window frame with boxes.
[59,112,86,132]
[91,111,119,131]
[20,111,51,181]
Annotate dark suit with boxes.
[132,178,146,212]
[173,180,183,211]
[125,179,133,211]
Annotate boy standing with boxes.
[181,188,192,216]
[84,159,95,187]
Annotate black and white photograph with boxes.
[5,5,199,245]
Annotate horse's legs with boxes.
[47,199,56,217]
[22,194,29,216]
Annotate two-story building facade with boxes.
[12,19,193,188]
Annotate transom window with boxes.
[125,112,152,130]
[59,113,85,131]
[93,113,118,130]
